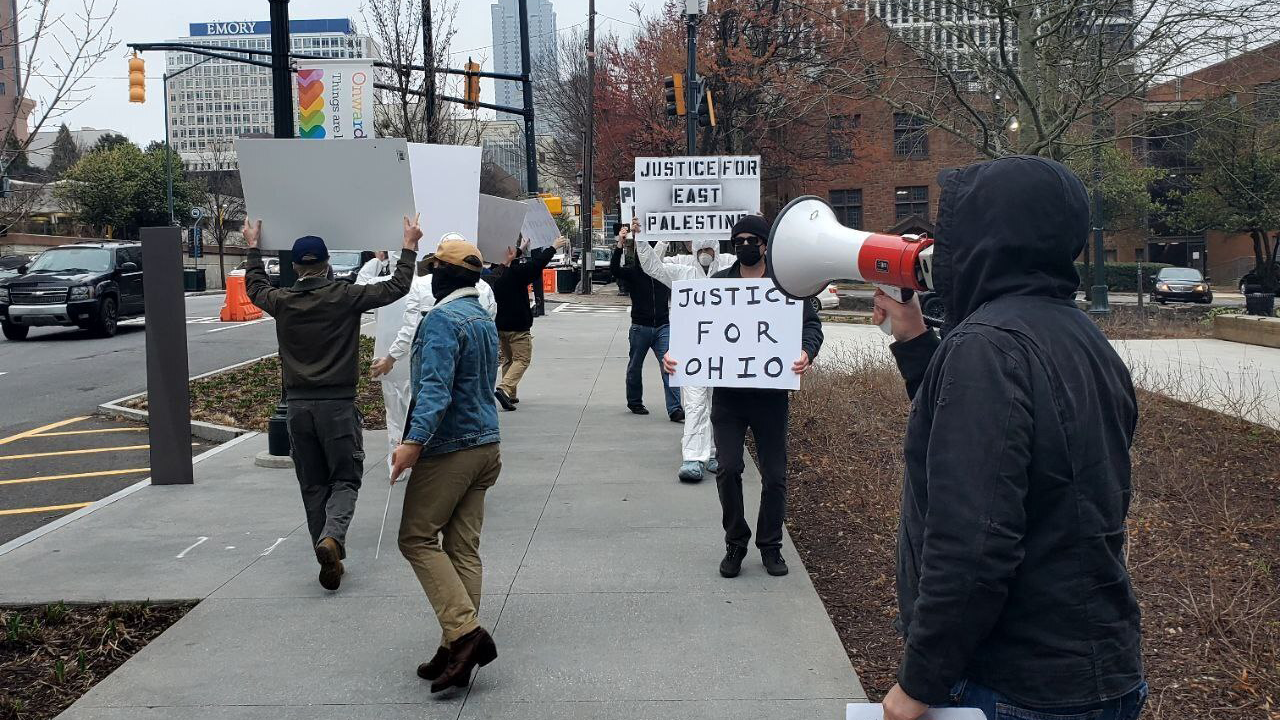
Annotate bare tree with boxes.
[192,139,244,282]
[826,0,1280,161]
[0,0,118,232]
[533,27,614,191]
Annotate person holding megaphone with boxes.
[828,157,1144,720]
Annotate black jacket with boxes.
[489,246,555,332]
[889,157,1142,707]
[713,260,823,364]
[611,245,670,327]
[246,247,414,398]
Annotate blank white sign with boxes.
[237,138,416,252]
[408,143,481,255]
[521,199,560,249]
[476,195,531,264]
[668,278,802,390]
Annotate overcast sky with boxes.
[29,0,645,144]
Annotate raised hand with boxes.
[241,218,262,249]
[403,214,423,250]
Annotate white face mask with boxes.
[698,252,713,267]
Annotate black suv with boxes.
[0,242,145,340]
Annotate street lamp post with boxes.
[266,0,295,459]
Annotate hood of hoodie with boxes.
[934,155,1089,330]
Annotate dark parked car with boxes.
[1151,266,1212,304]
[0,242,146,340]
[0,254,32,280]
[329,251,363,284]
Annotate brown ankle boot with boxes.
[416,646,450,680]
[315,537,344,591]
[430,627,497,693]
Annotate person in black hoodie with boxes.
[487,235,565,410]
[665,214,823,579]
[610,228,682,419]
[872,156,1146,720]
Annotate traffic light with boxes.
[697,86,716,128]
[128,53,146,104]
[664,73,685,118]
[463,59,481,109]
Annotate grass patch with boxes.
[787,349,1280,718]
[125,336,387,432]
[0,602,194,720]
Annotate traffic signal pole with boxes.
[580,0,595,295]
[517,0,539,195]
[267,0,294,459]
[685,14,697,155]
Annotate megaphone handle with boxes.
[874,285,915,337]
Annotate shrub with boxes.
[1076,262,1173,293]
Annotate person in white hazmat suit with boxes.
[633,221,736,484]
[356,251,391,284]
[366,233,497,472]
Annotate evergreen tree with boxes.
[90,132,134,154]
[3,134,39,182]
[46,124,82,178]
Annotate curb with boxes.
[97,352,279,442]
[0,431,262,557]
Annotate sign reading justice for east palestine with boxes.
[633,156,761,243]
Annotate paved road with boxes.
[0,293,280,544]
[0,294,280,437]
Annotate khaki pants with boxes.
[497,330,533,398]
[398,443,502,646]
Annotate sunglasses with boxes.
[733,236,763,247]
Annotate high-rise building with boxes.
[0,0,35,142]
[490,0,558,133]
[164,19,377,167]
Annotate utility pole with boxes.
[580,0,596,294]
[422,0,434,143]
[517,0,539,194]
[684,11,698,155]
[266,0,294,459]
[1089,21,1110,314]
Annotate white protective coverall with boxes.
[366,272,496,469]
[355,255,391,284]
[634,236,736,465]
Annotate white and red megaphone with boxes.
[767,195,935,334]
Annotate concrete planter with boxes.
[1213,313,1280,349]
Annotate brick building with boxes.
[0,0,35,142]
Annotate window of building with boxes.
[827,114,860,162]
[0,82,8,96]
[830,189,863,229]
[893,113,929,158]
[895,186,929,220]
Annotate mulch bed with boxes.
[786,357,1280,719]
[1090,304,1218,340]
[124,335,387,432]
[0,602,194,720]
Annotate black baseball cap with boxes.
[291,236,329,265]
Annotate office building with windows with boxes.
[490,0,558,133]
[164,19,377,168]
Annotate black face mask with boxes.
[430,265,475,302]
[735,244,762,266]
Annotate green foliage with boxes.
[56,143,206,239]
[46,124,82,179]
[3,134,41,182]
[41,602,69,626]
[1065,146,1165,232]
[1075,262,1173,292]
[554,213,577,238]
[90,133,135,154]
[1171,108,1280,292]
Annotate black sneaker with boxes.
[669,408,685,423]
[628,404,650,415]
[494,389,517,411]
[761,548,789,577]
[719,544,748,578]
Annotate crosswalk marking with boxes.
[553,303,628,315]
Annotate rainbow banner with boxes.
[294,59,376,140]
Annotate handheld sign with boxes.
[521,198,560,249]
[668,278,803,390]
[476,194,531,262]
[633,155,760,243]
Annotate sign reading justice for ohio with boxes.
[633,156,761,243]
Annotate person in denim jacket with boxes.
[389,237,502,694]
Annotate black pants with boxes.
[711,388,789,551]
[287,399,365,553]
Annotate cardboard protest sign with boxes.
[619,181,636,225]
[668,278,803,390]
[633,156,761,243]
[238,138,416,251]
[408,144,480,255]
[476,194,531,263]
[521,199,560,249]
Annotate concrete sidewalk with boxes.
[1,309,864,719]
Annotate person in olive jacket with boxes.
[243,216,419,592]
[872,157,1146,720]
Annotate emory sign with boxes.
[206,22,257,35]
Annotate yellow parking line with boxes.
[0,468,150,486]
[0,417,89,446]
[0,445,150,462]
[0,502,92,516]
[31,428,148,438]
